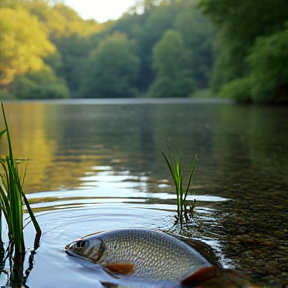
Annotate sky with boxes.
[64,0,136,23]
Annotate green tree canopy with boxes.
[152,30,190,78]
[248,24,288,101]
[0,0,215,99]
[20,1,103,38]
[0,7,55,87]
[221,23,288,103]
[198,0,288,45]
[80,32,140,98]
[149,30,196,97]
[52,34,92,95]
[174,5,215,88]
[108,0,214,94]
[11,66,69,99]
[198,0,288,102]
[16,0,103,95]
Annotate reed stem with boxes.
[0,102,41,254]
[161,140,197,225]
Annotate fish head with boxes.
[65,236,106,263]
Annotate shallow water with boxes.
[0,99,287,287]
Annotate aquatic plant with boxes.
[161,141,197,224]
[0,102,41,254]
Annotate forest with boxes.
[0,0,287,103]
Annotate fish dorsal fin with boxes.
[103,262,134,276]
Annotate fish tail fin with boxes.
[181,266,219,287]
[181,266,261,288]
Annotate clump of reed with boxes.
[0,102,41,255]
[161,140,197,225]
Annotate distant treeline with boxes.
[1,0,288,103]
[0,0,215,100]
[199,0,288,103]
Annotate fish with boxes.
[65,228,263,288]
[65,228,211,283]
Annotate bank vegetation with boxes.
[0,0,287,103]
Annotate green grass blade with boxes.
[21,164,41,234]
[0,128,6,140]
[1,103,14,166]
[162,139,198,226]
[22,192,41,234]
[184,153,198,202]
[0,102,42,253]
[161,150,177,188]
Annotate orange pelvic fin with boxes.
[103,262,134,276]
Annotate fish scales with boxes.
[99,229,206,280]
[66,229,211,282]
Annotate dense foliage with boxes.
[0,7,55,86]
[149,30,196,97]
[80,32,140,98]
[2,0,286,102]
[0,0,215,99]
[198,0,288,103]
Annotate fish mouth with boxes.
[64,242,72,251]
[64,241,88,260]
[65,238,106,263]
[65,242,80,257]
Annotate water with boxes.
[0,99,287,287]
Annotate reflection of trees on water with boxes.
[1,102,287,195]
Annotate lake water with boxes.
[0,99,287,287]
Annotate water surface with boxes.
[0,99,287,287]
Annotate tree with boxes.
[103,0,214,94]
[133,0,163,13]
[149,30,196,97]
[80,32,140,98]
[53,34,92,95]
[11,66,69,99]
[19,0,102,38]
[174,5,215,88]
[0,0,18,8]
[198,0,288,45]
[221,23,288,102]
[135,4,175,91]
[198,0,288,100]
[0,7,55,88]
[18,0,104,95]
[248,24,288,102]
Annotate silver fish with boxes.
[65,228,211,283]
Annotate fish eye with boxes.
[75,240,88,248]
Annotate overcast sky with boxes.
[64,0,136,22]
